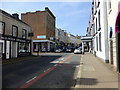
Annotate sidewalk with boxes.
[74,52,119,89]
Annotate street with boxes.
[3,53,81,89]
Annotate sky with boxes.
[1,2,92,36]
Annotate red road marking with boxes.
[19,55,73,88]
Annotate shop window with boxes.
[0,21,5,34]
[34,43,39,52]
[0,43,2,58]
[12,25,18,37]
[19,42,29,53]
[22,29,27,39]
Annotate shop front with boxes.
[1,36,31,59]
[33,40,55,54]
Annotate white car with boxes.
[55,48,62,53]
[74,47,82,54]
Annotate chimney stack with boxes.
[12,13,19,19]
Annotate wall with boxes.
[21,11,46,40]
[1,13,32,40]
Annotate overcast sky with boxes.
[1,2,92,36]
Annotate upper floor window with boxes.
[96,18,97,33]
[12,25,18,37]
[97,0,100,7]
[22,29,27,39]
[0,21,5,34]
[108,0,112,13]
[98,10,101,30]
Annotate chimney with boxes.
[12,13,19,19]
[45,7,49,11]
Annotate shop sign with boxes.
[1,36,16,41]
[16,39,26,42]
[109,27,112,38]
[37,35,46,39]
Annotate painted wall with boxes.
[92,1,109,62]
[1,13,32,40]
[107,0,120,69]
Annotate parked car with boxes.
[66,48,72,52]
[74,47,82,54]
[55,48,62,53]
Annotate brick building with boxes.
[21,7,56,54]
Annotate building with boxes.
[55,28,81,48]
[87,0,120,72]
[55,28,67,48]
[0,9,33,60]
[87,0,109,62]
[68,33,81,47]
[107,0,120,72]
[21,7,56,54]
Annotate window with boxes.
[22,29,27,39]
[0,43,3,54]
[19,42,30,53]
[0,22,5,34]
[98,0,100,7]
[12,25,18,37]
[96,18,97,33]
[108,0,111,10]
[93,23,95,35]
[99,32,102,51]
[96,36,98,51]
[98,10,101,30]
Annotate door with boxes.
[0,42,2,59]
[11,42,17,58]
[117,32,120,72]
[6,41,10,59]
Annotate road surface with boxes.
[3,53,81,89]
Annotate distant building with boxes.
[55,28,80,48]
[0,9,33,60]
[55,28,67,47]
[68,34,81,47]
[21,7,56,54]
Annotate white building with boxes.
[88,0,120,72]
[88,0,109,63]
[107,0,120,72]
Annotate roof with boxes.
[0,9,31,27]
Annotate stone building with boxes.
[0,9,33,60]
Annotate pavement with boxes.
[74,52,119,90]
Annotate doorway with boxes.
[116,12,120,72]
[11,42,18,58]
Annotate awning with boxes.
[33,40,55,43]
[81,36,93,42]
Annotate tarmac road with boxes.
[2,53,81,89]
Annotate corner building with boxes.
[21,7,56,54]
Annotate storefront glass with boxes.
[0,43,3,58]
[19,42,30,53]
